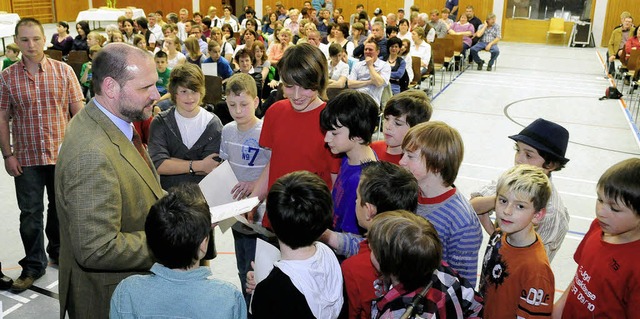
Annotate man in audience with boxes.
[348,41,391,106]
[56,43,163,318]
[608,15,633,76]
[177,8,189,41]
[446,0,459,20]
[428,9,448,39]
[353,22,388,60]
[397,8,405,21]
[307,30,329,58]
[240,7,261,31]
[470,13,501,71]
[386,13,398,27]
[148,12,164,44]
[0,18,84,293]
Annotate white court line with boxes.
[566,235,584,241]
[46,281,58,289]
[570,215,594,221]
[619,101,640,150]
[29,294,38,299]
[0,291,30,304]
[2,303,22,317]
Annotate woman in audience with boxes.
[122,18,136,45]
[331,23,354,58]
[109,30,124,44]
[262,12,278,37]
[49,21,73,56]
[267,28,293,65]
[296,20,313,44]
[397,18,412,42]
[400,38,414,84]
[252,41,271,85]
[211,27,234,62]
[243,19,264,43]
[164,35,186,69]
[221,24,237,50]
[387,37,408,94]
[327,43,349,89]
[234,48,264,102]
[625,26,640,60]
[347,22,366,49]
[411,26,431,76]
[324,22,337,44]
[184,37,207,67]
[220,5,239,32]
[235,29,257,56]
[448,13,475,57]
[72,20,91,52]
[86,31,104,49]
[133,34,154,55]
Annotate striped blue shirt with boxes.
[417,188,482,287]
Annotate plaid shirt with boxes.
[480,23,501,43]
[0,57,83,166]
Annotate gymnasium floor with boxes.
[1,24,639,318]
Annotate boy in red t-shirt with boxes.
[371,90,432,165]
[553,158,640,319]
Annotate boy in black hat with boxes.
[470,118,570,262]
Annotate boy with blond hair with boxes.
[221,73,271,303]
[400,121,482,286]
[553,158,640,318]
[479,164,554,318]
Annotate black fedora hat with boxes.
[508,118,570,164]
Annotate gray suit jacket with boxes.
[55,101,163,319]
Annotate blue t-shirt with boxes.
[332,156,373,234]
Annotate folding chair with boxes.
[67,50,89,81]
[203,75,224,105]
[44,49,63,61]
[546,17,567,45]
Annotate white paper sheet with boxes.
[249,238,281,314]
[201,62,218,77]
[198,160,237,207]
[209,197,260,223]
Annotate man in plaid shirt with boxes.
[0,17,84,292]
[469,13,501,71]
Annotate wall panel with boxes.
[0,1,12,13]
[12,0,53,23]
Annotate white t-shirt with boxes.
[174,108,214,149]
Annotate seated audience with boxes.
[347,41,391,106]
[49,21,73,55]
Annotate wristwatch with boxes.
[189,160,195,176]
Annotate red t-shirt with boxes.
[341,239,379,319]
[562,220,640,318]
[370,140,402,165]
[260,99,339,227]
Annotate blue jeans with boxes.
[232,229,258,306]
[14,165,58,276]
[470,42,500,66]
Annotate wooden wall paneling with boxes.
[502,18,572,45]
[199,0,225,15]
[12,0,54,23]
[459,0,492,23]
[412,0,441,13]
[55,0,88,23]
[0,1,12,13]
[601,0,640,47]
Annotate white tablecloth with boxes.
[0,13,20,38]
[76,8,145,23]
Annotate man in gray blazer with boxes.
[55,43,164,319]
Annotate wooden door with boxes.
[12,0,54,23]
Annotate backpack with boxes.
[599,86,623,100]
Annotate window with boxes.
[506,0,591,21]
